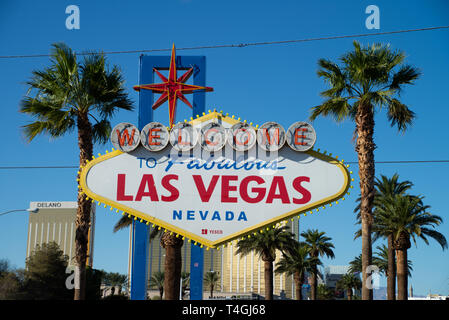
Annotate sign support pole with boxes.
[130,54,206,300]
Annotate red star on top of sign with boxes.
[133,44,214,127]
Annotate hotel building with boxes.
[26,201,96,266]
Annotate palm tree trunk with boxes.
[355,103,376,301]
[310,267,317,300]
[387,235,396,300]
[161,232,183,300]
[395,232,411,300]
[347,289,353,301]
[294,271,303,300]
[263,259,274,300]
[74,112,93,300]
[210,284,214,299]
[310,252,318,300]
[396,248,410,300]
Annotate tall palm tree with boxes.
[336,273,362,300]
[148,271,164,299]
[236,225,294,300]
[113,218,183,300]
[301,229,335,300]
[20,43,133,300]
[355,173,413,300]
[310,41,420,299]
[376,194,447,300]
[203,271,220,299]
[275,242,320,300]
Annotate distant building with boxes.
[324,265,350,289]
[26,201,96,267]
[324,265,360,299]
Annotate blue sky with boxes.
[0,0,448,297]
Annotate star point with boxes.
[134,43,213,127]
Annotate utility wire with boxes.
[0,160,449,169]
[0,25,448,59]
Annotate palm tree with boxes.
[376,194,447,299]
[275,242,320,300]
[336,273,362,300]
[236,225,294,300]
[301,229,335,300]
[310,41,420,299]
[20,43,133,300]
[149,271,165,299]
[348,254,362,275]
[355,173,413,300]
[114,217,184,300]
[203,271,220,299]
[103,272,127,296]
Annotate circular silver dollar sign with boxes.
[140,122,169,152]
[169,122,198,152]
[286,121,316,152]
[200,122,227,152]
[256,122,286,152]
[227,122,257,152]
[110,123,140,152]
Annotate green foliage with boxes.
[275,242,320,277]
[23,242,72,300]
[310,41,420,133]
[20,42,134,143]
[336,273,362,292]
[301,229,335,259]
[348,254,362,274]
[375,194,447,250]
[373,244,413,276]
[316,284,335,300]
[149,271,165,299]
[0,260,23,300]
[204,271,220,297]
[236,225,295,262]
[354,173,414,241]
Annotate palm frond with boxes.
[387,98,416,132]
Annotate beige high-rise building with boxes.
[26,201,96,267]
[142,220,300,299]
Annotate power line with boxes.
[1,25,448,59]
[0,160,448,170]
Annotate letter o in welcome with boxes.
[227,122,257,152]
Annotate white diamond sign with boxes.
[79,112,351,248]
